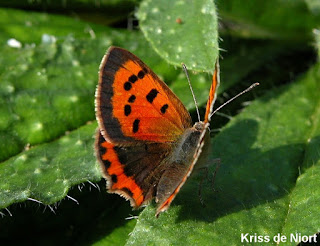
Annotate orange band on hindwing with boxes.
[97,133,144,207]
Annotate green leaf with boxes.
[1,3,319,245]
[219,37,290,90]
[0,35,106,161]
[0,0,137,28]
[218,0,320,40]
[1,182,137,245]
[126,63,320,245]
[0,0,136,9]
[0,8,108,45]
[305,0,320,15]
[138,0,219,72]
[0,123,101,208]
[314,28,320,58]
[92,219,137,246]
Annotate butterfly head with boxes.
[194,121,209,132]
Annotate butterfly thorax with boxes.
[170,121,208,165]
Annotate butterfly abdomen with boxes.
[155,123,210,211]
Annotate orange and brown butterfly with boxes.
[95,46,219,217]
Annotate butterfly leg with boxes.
[197,158,221,206]
[198,167,209,207]
[210,158,221,192]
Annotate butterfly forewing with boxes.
[96,47,192,145]
[204,60,220,123]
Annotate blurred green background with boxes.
[0,0,319,245]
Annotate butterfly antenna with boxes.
[182,64,201,122]
[210,82,260,117]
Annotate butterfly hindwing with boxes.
[96,130,174,208]
[96,126,209,215]
[96,46,192,145]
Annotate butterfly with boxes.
[95,46,219,217]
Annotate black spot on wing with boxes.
[138,70,145,79]
[146,89,159,103]
[129,75,138,83]
[103,159,111,169]
[128,95,136,103]
[111,174,118,183]
[133,119,140,133]
[160,104,169,114]
[96,133,111,170]
[113,146,128,164]
[124,105,131,116]
[124,82,132,91]
[122,187,133,197]
[97,134,108,156]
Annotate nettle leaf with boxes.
[0,0,137,26]
[138,0,219,72]
[0,35,114,162]
[218,0,320,40]
[0,8,108,45]
[126,63,320,245]
[0,123,101,208]
[305,0,320,15]
[315,28,320,58]
[1,4,319,246]
[91,219,137,246]
[0,0,137,13]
